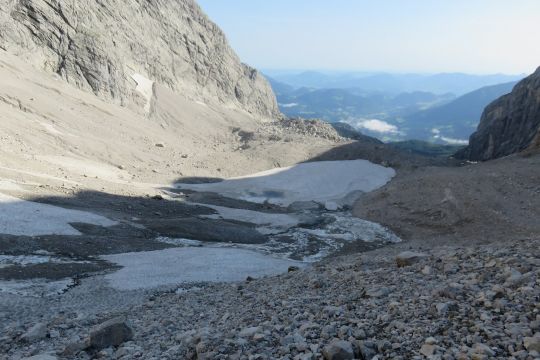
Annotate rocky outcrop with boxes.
[456,67,540,160]
[0,0,279,118]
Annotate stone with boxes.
[62,337,89,356]
[324,201,339,211]
[322,340,354,360]
[396,251,428,267]
[238,326,260,338]
[366,286,392,298]
[155,142,165,148]
[355,341,378,360]
[472,343,495,356]
[22,355,58,360]
[524,334,540,352]
[89,317,133,350]
[420,344,436,357]
[288,266,300,273]
[21,323,47,342]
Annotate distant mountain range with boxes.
[398,81,518,143]
[266,70,524,96]
[268,77,454,124]
[268,71,522,144]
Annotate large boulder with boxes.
[89,317,133,350]
[456,67,540,161]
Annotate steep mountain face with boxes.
[456,68,540,161]
[0,0,279,118]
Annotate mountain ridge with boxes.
[0,0,279,118]
[456,67,540,160]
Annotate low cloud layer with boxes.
[355,119,399,134]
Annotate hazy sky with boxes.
[197,0,540,75]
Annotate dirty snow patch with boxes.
[102,247,303,290]
[0,278,75,297]
[176,160,395,206]
[196,203,300,234]
[0,193,117,236]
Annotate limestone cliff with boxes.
[456,68,540,160]
[0,0,280,118]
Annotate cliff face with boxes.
[456,68,540,161]
[0,0,279,118]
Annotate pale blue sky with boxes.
[197,0,540,74]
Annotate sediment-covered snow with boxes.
[0,193,117,236]
[102,247,303,290]
[176,160,395,206]
[196,203,300,234]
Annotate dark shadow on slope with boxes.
[0,137,474,282]
[0,190,271,281]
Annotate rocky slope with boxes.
[456,67,540,161]
[0,0,279,118]
[2,238,538,359]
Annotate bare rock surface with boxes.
[0,0,279,118]
[457,67,540,160]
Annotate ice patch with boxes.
[132,73,154,112]
[102,247,303,290]
[0,255,92,268]
[176,160,395,206]
[263,212,401,262]
[0,278,74,297]
[0,193,117,236]
[196,203,300,234]
[155,237,203,247]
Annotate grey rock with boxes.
[20,322,47,342]
[456,67,540,161]
[365,286,392,298]
[395,251,428,267]
[324,201,339,211]
[420,344,436,357]
[238,326,260,338]
[0,0,279,118]
[89,317,133,350]
[354,340,378,360]
[322,340,354,360]
[524,334,540,352]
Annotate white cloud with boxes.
[441,136,469,145]
[279,103,298,108]
[356,119,399,134]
